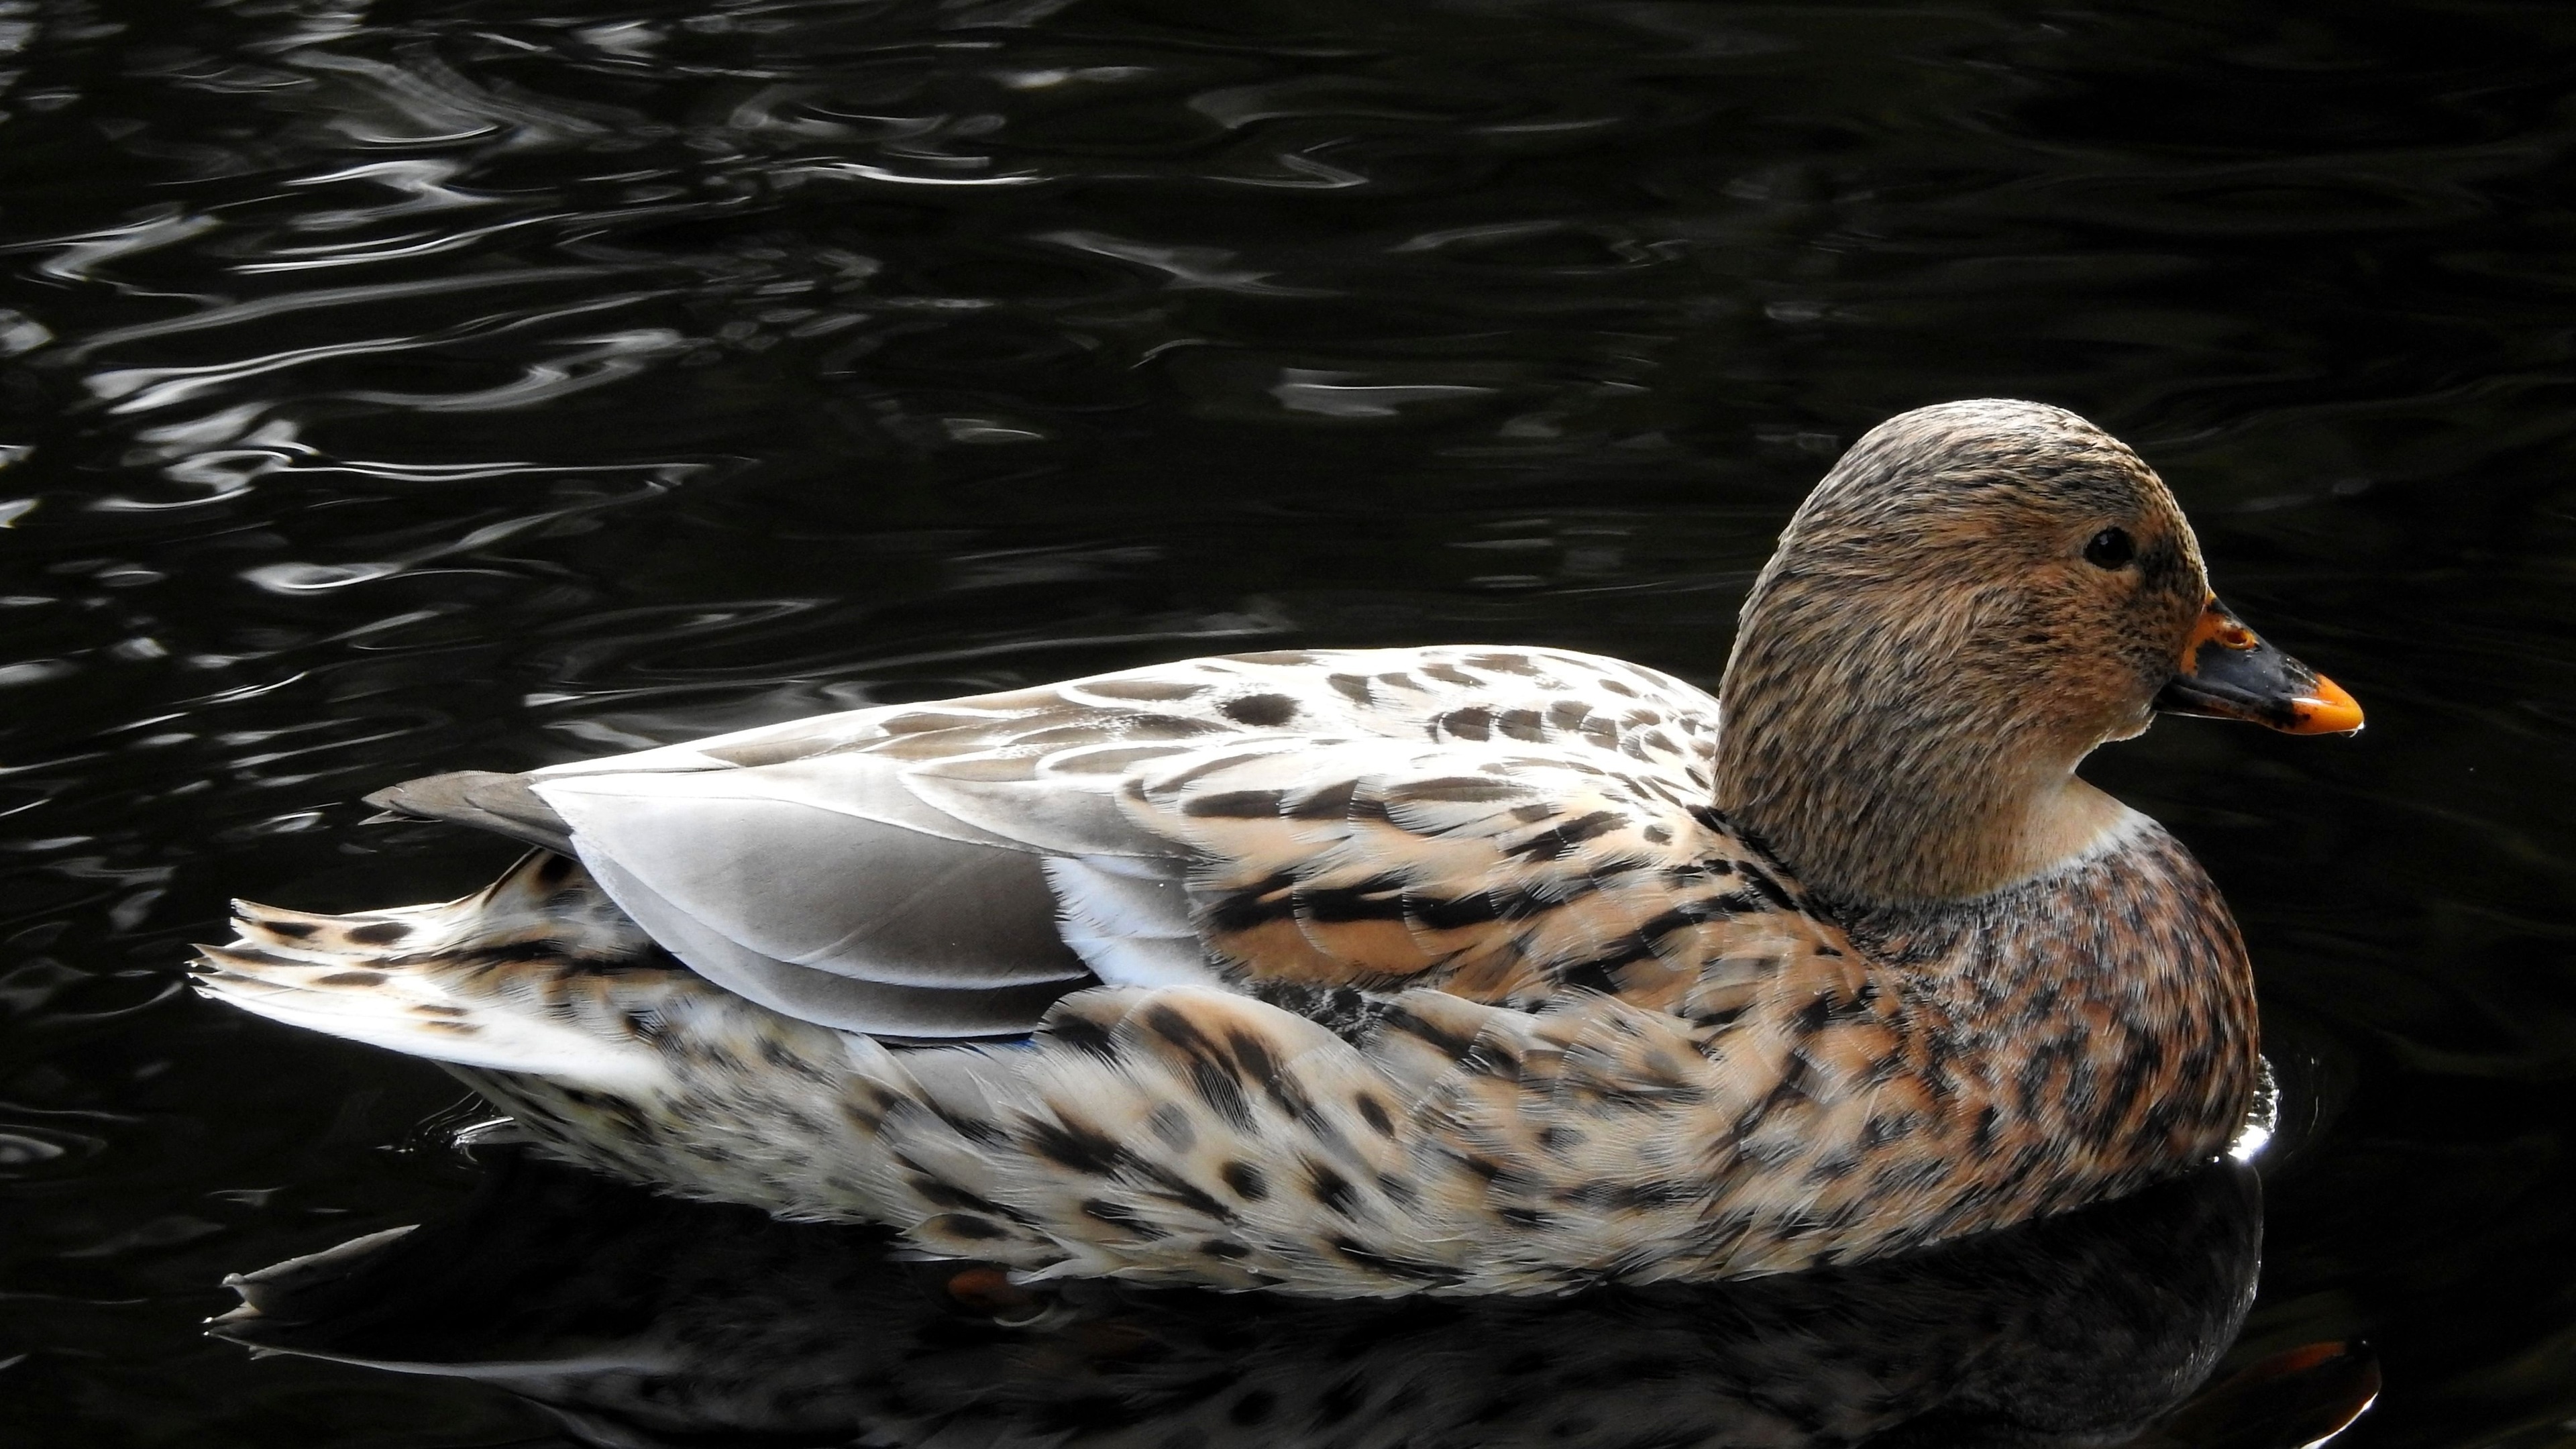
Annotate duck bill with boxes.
[2155,598,2364,735]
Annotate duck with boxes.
[193,398,2363,1296]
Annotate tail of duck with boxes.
[195,851,904,1222]
[191,851,674,1091]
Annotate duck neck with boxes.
[1711,593,2125,908]
[1716,735,2129,909]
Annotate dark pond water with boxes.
[4,0,2575,1444]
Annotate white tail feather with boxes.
[191,852,668,1091]
[192,948,663,1089]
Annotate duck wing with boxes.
[369,647,1763,1039]
[1114,735,1811,1017]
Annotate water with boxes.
[1,0,2573,1443]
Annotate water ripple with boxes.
[3,0,2576,1442]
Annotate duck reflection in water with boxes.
[208,1148,2367,1448]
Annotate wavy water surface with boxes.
[3,1,2576,1445]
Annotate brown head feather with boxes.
[1714,400,2212,905]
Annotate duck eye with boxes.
[2084,527,2136,569]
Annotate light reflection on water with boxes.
[3,1,2576,1444]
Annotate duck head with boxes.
[1713,399,2359,907]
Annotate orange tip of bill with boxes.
[2288,672,2365,735]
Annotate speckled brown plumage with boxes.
[193,399,2347,1295]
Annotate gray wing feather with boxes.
[535,775,1092,991]
[365,771,574,853]
[545,755,1033,853]
[579,852,1073,1039]
[380,744,1197,1039]
[898,765,1169,858]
